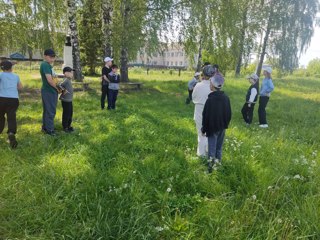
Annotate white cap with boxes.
[194,72,201,77]
[262,66,272,74]
[247,73,259,81]
[104,57,113,62]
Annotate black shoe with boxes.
[208,160,213,173]
[64,128,71,133]
[8,133,18,149]
[46,130,56,136]
[68,127,74,132]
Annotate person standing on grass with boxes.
[186,72,201,104]
[241,73,259,126]
[58,67,74,133]
[101,57,113,110]
[192,65,217,157]
[107,64,121,110]
[258,66,274,128]
[40,49,58,136]
[202,74,231,173]
[0,60,22,148]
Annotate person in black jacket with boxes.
[101,57,113,110]
[241,73,259,126]
[202,73,232,173]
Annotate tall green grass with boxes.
[0,70,319,239]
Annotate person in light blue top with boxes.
[258,66,274,128]
[0,60,23,148]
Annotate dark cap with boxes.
[0,60,13,71]
[63,66,74,73]
[44,49,56,57]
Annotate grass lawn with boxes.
[0,68,319,239]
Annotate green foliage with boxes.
[79,0,103,75]
[306,58,320,77]
[0,0,66,57]
[0,70,320,239]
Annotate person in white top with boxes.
[192,65,217,157]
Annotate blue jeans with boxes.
[208,130,225,160]
[108,89,118,109]
[41,89,58,132]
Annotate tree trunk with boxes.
[120,47,129,82]
[196,37,203,72]
[256,12,273,77]
[120,0,129,82]
[67,0,83,82]
[235,7,248,76]
[101,0,113,57]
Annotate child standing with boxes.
[0,61,23,148]
[107,64,120,110]
[192,65,217,157]
[258,66,274,128]
[186,72,200,104]
[202,74,231,173]
[59,67,74,133]
[241,73,259,126]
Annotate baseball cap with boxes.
[262,66,272,74]
[247,73,259,81]
[104,57,113,62]
[0,60,13,70]
[194,72,201,77]
[210,73,224,89]
[202,65,216,77]
[63,66,74,73]
[44,49,56,57]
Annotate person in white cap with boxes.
[101,57,113,110]
[241,73,259,126]
[186,72,201,104]
[202,73,231,173]
[192,65,216,157]
[258,66,274,128]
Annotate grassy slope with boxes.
[0,69,319,239]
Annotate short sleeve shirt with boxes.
[40,61,56,93]
[0,72,20,98]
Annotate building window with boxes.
[180,61,183,66]
[171,52,174,57]
[175,61,177,66]
[171,61,173,66]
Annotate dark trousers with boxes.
[241,102,256,124]
[258,96,269,124]
[41,90,58,132]
[61,101,73,129]
[108,89,119,109]
[0,97,19,134]
[101,85,109,109]
[208,130,225,160]
[186,89,193,104]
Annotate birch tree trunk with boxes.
[120,47,129,82]
[120,0,129,82]
[256,12,272,77]
[101,0,113,57]
[67,0,83,82]
[196,37,203,72]
[235,7,248,76]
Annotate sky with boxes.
[299,25,320,67]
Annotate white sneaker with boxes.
[259,124,268,128]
